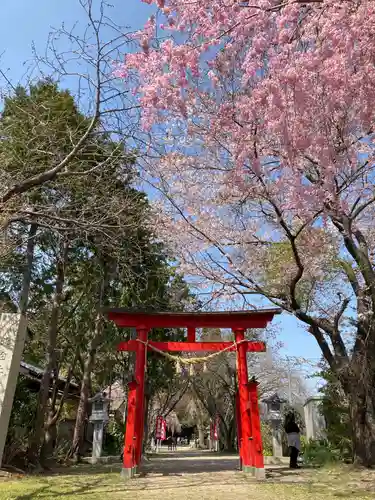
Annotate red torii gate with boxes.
[107,308,281,479]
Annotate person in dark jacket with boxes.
[284,412,301,469]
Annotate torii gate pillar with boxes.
[233,328,255,473]
[121,327,148,478]
[248,379,265,478]
[134,327,148,469]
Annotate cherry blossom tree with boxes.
[119,0,375,465]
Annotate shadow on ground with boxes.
[266,466,309,479]
[46,450,239,478]
[12,479,105,500]
[41,464,121,477]
[140,450,240,477]
[5,451,375,500]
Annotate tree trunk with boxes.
[40,373,59,463]
[221,418,235,451]
[28,238,68,464]
[19,222,37,314]
[349,393,375,466]
[346,348,375,466]
[69,309,105,462]
[70,343,96,463]
[40,354,77,462]
[41,411,57,462]
[143,381,152,452]
[198,424,205,448]
[224,433,234,452]
[69,257,109,462]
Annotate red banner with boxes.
[156,416,167,440]
[155,416,163,439]
[161,419,167,440]
[211,415,219,440]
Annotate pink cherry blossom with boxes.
[120,3,375,418]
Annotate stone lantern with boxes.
[263,393,286,458]
[89,392,110,463]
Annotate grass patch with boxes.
[0,463,374,500]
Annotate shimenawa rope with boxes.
[135,338,249,367]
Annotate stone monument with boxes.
[263,393,286,458]
[303,396,326,440]
[89,392,110,463]
[0,313,28,467]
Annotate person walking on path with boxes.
[167,436,173,451]
[284,412,301,469]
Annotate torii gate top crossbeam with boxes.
[107,308,281,329]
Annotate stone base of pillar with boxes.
[241,465,266,479]
[254,468,266,480]
[242,465,255,474]
[120,467,135,479]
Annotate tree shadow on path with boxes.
[14,478,103,500]
[140,451,239,477]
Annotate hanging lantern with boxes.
[189,363,195,376]
[203,362,208,373]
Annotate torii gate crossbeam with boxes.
[107,308,281,479]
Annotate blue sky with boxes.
[1,0,323,391]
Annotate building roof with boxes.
[19,360,80,396]
[303,396,323,406]
[89,392,111,403]
[262,392,288,404]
